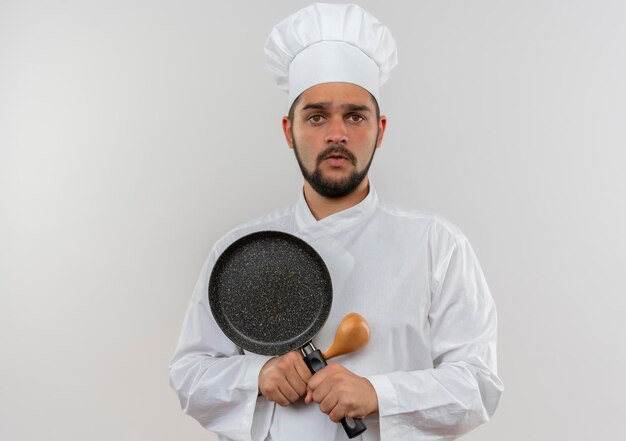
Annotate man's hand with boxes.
[304,362,378,422]
[258,351,312,406]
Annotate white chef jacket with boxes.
[169,185,503,441]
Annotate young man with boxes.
[170,4,502,441]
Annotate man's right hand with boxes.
[258,351,312,406]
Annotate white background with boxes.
[1,1,625,440]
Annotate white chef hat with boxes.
[264,3,398,110]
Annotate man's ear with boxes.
[376,115,387,148]
[282,117,294,149]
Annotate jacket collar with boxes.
[294,182,379,239]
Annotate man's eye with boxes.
[309,115,325,123]
[347,115,364,122]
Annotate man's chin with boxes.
[306,172,366,198]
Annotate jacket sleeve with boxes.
[169,248,273,441]
[366,231,503,440]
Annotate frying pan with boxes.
[208,230,366,438]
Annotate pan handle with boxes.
[302,344,367,439]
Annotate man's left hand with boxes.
[304,362,378,422]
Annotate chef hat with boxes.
[264,3,398,110]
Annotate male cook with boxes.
[169,4,503,441]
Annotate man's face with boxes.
[283,82,387,198]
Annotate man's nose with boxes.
[325,118,348,144]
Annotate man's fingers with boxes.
[285,368,308,397]
[294,355,313,383]
[311,376,334,405]
[319,393,339,415]
[258,351,322,406]
[277,380,300,404]
[283,352,310,397]
[307,363,379,421]
[328,401,345,423]
[306,366,330,391]
[269,389,290,407]
[263,381,296,406]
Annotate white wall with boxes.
[1,1,624,440]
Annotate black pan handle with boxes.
[302,344,367,439]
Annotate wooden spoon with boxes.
[323,312,371,360]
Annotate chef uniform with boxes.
[169,4,503,441]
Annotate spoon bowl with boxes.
[323,312,371,360]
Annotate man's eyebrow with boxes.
[300,102,331,112]
[300,102,372,113]
[342,103,372,113]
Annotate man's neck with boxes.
[303,178,370,221]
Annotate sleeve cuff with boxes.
[366,374,399,416]
[244,355,274,393]
[244,355,275,441]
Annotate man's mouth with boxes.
[325,153,349,160]
[317,147,356,166]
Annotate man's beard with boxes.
[293,141,377,198]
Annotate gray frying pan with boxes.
[208,230,366,439]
